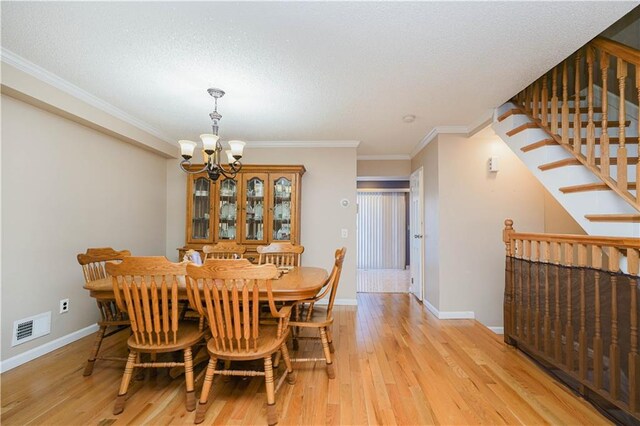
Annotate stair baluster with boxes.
[532,80,539,121]
[541,75,549,128]
[586,47,596,165]
[600,51,611,177]
[610,246,620,400]
[562,60,570,145]
[564,243,574,370]
[593,246,603,390]
[617,58,628,190]
[574,51,582,154]
[551,68,558,134]
[578,243,588,382]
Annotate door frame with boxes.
[409,167,424,301]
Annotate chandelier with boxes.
[178,88,246,182]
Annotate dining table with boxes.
[84,265,329,302]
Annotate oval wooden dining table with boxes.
[84,266,329,302]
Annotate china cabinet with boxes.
[179,164,305,263]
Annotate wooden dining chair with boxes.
[289,247,346,379]
[186,260,296,425]
[77,247,131,376]
[257,242,304,267]
[202,241,246,260]
[106,257,206,415]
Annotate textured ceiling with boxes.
[1,2,637,156]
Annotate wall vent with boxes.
[11,312,51,347]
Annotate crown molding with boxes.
[1,48,174,144]
[357,154,411,161]
[410,126,467,158]
[246,140,360,148]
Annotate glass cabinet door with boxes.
[189,176,212,241]
[242,174,267,243]
[216,178,238,240]
[271,175,293,241]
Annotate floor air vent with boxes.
[12,312,51,347]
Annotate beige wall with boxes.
[543,191,586,235]
[357,159,411,178]
[1,95,168,361]
[166,147,358,302]
[410,126,584,328]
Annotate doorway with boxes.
[356,181,410,293]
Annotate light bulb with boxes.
[228,140,246,159]
[178,140,197,160]
[200,134,220,154]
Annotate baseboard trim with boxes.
[487,326,504,335]
[315,298,358,306]
[423,300,475,319]
[0,323,98,373]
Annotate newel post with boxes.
[503,219,516,346]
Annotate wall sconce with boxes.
[489,156,499,173]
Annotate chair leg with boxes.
[114,351,137,415]
[280,343,296,385]
[273,350,281,368]
[184,348,196,412]
[264,356,278,426]
[150,353,158,378]
[195,358,217,424]
[83,325,107,376]
[327,328,335,354]
[319,327,335,379]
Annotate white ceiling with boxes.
[1,2,637,157]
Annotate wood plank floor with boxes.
[1,293,610,425]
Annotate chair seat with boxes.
[127,322,204,353]
[83,277,112,291]
[290,305,332,327]
[207,324,288,361]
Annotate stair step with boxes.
[585,214,640,223]
[521,138,557,152]
[559,182,637,193]
[497,108,523,122]
[506,122,539,136]
[539,156,639,171]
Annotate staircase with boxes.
[492,37,639,238]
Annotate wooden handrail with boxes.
[502,219,640,420]
[511,36,640,210]
[592,36,640,66]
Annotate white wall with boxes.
[1,94,168,361]
[166,146,358,303]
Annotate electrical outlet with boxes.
[59,299,69,314]
[341,229,348,238]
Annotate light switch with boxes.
[341,229,348,238]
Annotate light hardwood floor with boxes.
[1,293,610,425]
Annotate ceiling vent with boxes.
[11,312,51,347]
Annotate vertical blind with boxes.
[357,192,406,269]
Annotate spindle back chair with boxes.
[106,256,205,415]
[202,241,246,260]
[186,260,296,425]
[289,247,346,379]
[257,242,304,267]
[77,247,131,376]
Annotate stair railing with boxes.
[514,36,640,211]
[503,219,640,420]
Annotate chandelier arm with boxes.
[180,160,209,174]
[218,166,239,180]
